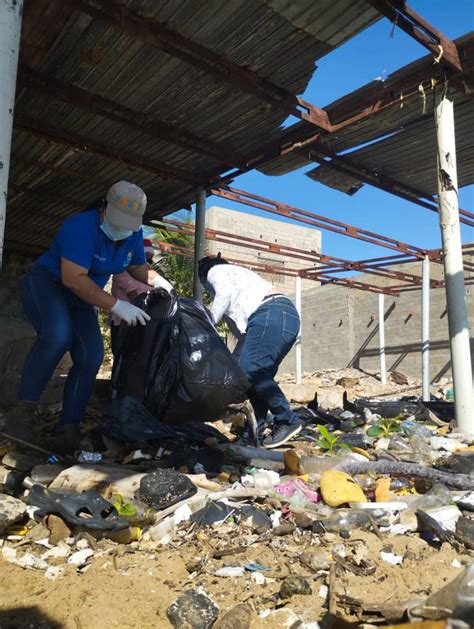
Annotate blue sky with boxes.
[197,1,474,262]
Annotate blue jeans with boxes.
[239,296,300,428]
[18,266,104,425]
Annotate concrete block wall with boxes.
[281,255,474,381]
[205,206,321,294]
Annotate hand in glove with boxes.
[111,299,151,326]
[151,274,173,294]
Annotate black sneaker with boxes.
[262,421,302,449]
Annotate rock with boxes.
[390,371,409,385]
[279,575,312,599]
[273,520,296,536]
[320,470,367,507]
[2,451,43,471]
[336,377,360,388]
[137,468,197,510]
[260,609,302,628]
[167,589,219,629]
[44,514,72,545]
[214,604,252,629]
[299,549,331,571]
[31,464,66,486]
[293,512,316,529]
[0,493,27,533]
[280,384,344,408]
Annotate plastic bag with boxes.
[102,396,177,442]
[112,289,250,423]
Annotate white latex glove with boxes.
[151,274,173,293]
[111,299,151,326]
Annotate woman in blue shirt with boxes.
[6,181,172,453]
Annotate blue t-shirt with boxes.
[37,210,146,289]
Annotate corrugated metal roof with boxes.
[261,32,474,178]
[7,0,380,255]
[307,99,474,196]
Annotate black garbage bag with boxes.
[102,396,178,442]
[112,289,250,423]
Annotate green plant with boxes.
[366,417,402,438]
[316,424,350,452]
[153,220,195,297]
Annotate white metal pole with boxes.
[378,293,387,385]
[0,0,23,268]
[295,275,302,385]
[435,96,474,435]
[421,256,431,402]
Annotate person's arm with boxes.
[62,261,150,326]
[61,258,116,310]
[128,264,173,292]
[209,275,232,325]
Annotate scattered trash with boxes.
[1,367,472,626]
[214,566,245,577]
[380,551,403,565]
[68,548,94,566]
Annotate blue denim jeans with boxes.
[239,296,300,428]
[18,266,104,425]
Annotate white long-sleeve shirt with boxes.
[207,264,274,334]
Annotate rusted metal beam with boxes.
[305,145,474,228]
[17,65,247,168]
[313,274,400,296]
[14,117,202,184]
[67,0,331,130]
[155,216,434,287]
[157,239,399,295]
[367,1,462,73]
[210,185,427,258]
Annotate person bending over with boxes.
[6,181,171,453]
[199,254,302,448]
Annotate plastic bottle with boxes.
[313,509,371,533]
[409,434,432,465]
[388,434,411,452]
[115,498,159,526]
[401,420,432,439]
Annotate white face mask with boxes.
[100,218,133,241]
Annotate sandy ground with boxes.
[0,528,470,628]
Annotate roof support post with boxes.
[421,256,430,402]
[193,185,206,302]
[378,293,387,385]
[295,275,302,385]
[435,96,473,434]
[0,0,23,268]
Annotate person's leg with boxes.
[61,300,104,427]
[240,297,301,448]
[7,267,73,440]
[18,267,73,402]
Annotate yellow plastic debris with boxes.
[375,478,393,502]
[320,470,367,507]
